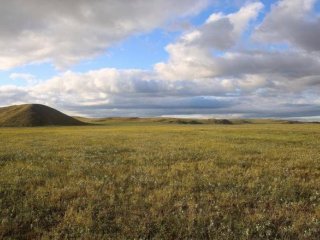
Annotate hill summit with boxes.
[0,104,86,127]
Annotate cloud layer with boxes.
[1,0,320,118]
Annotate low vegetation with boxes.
[0,122,319,239]
[0,104,85,127]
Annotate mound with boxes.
[0,104,86,127]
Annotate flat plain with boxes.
[0,121,319,239]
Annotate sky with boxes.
[1,0,320,118]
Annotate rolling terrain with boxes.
[75,116,309,125]
[1,104,316,128]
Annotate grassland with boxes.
[0,122,319,239]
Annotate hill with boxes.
[0,104,86,127]
[75,117,234,125]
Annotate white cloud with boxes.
[0,0,208,70]
[9,73,38,85]
[155,2,263,80]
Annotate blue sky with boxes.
[0,0,320,118]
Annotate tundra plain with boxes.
[0,121,319,239]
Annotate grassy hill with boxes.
[0,104,86,127]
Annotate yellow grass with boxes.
[0,122,319,239]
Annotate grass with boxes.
[0,104,85,127]
[0,122,319,239]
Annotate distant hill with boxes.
[0,104,86,127]
[75,116,235,125]
[75,117,318,125]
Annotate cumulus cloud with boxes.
[255,0,320,52]
[155,1,320,99]
[155,2,263,80]
[0,0,208,70]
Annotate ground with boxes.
[0,122,319,239]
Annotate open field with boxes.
[0,122,319,239]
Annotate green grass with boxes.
[0,123,319,239]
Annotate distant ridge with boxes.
[0,104,86,127]
[75,116,235,125]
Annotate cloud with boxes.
[254,0,320,52]
[0,67,240,116]
[1,65,319,118]
[0,86,29,106]
[0,0,208,70]
[9,73,38,85]
[155,1,320,96]
[22,68,237,105]
[155,2,263,80]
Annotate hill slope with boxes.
[0,104,86,127]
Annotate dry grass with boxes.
[0,104,85,127]
[0,123,319,239]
